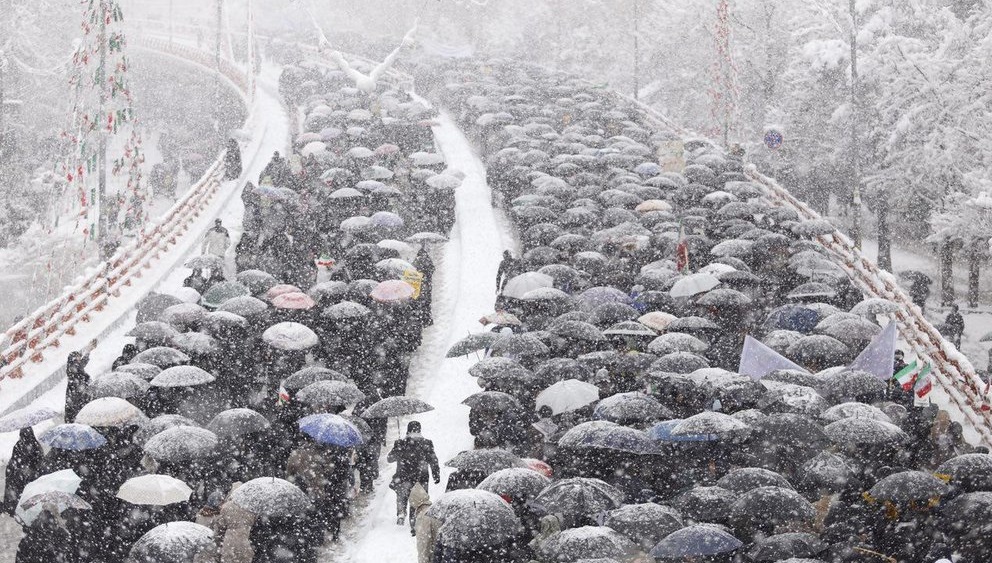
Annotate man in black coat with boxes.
[387,421,440,528]
[64,340,96,422]
[496,250,518,294]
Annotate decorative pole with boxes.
[849,0,863,248]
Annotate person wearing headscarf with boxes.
[3,427,43,515]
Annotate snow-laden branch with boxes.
[304,1,418,93]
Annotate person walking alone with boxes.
[202,219,231,258]
[387,421,440,528]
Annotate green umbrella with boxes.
[201,281,251,309]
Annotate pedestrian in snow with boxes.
[893,350,908,375]
[944,304,964,348]
[183,268,210,294]
[15,505,74,563]
[196,490,225,528]
[224,139,242,180]
[111,343,138,371]
[211,483,257,563]
[202,219,231,258]
[261,151,290,187]
[496,250,518,293]
[64,341,96,422]
[409,483,440,561]
[3,427,43,515]
[387,421,440,526]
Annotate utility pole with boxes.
[214,0,224,144]
[633,0,640,100]
[0,0,10,162]
[97,0,109,250]
[849,0,863,249]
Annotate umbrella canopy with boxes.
[75,397,145,427]
[282,367,352,395]
[670,273,721,299]
[446,449,526,472]
[479,311,522,327]
[818,369,886,403]
[536,379,600,415]
[937,454,992,492]
[447,332,501,357]
[503,272,555,299]
[799,451,858,493]
[638,312,678,332]
[648,333,708,355]
[540,526,635,562]
[764,306,820,334]
[184,254,224,271]
[296,380,366,407]
[361,396,435,418]
[821,402,892,424]
[236,270,278,295]
[602,321,656,338]
[490,333,551,357]
[748,532,827,562]
[127,321,181,343]
[558,420,662,454]
[370,280,416,303]
[116,363,162,380]
[697,288,752,308]
[476,467,551,500]
[593,392,671,423]
[143,426,218,462]
[262,322,319,351]
[131,347,191,368]
[117,474,193,506]
[650,524,743,559]
[468,358,534,382]
[823,417,908,446]
[0,406,58,432]
[133,415,199,444]
[549,320,606,342]
[869,470,950,503]
[200,281,250,309]
[17,469,82,525]
[717,467,793,493]
[730,486,816,528]
[462,391,522,413]
[39,423,106,451]
[648,419,719,442]
[787,282,837,301]
[323,300,372,320]
[425,489,520,549]
[604,503,684,549]
[86,372,148,399]
[535,477,625,518]
[672,412,749,438]
[161,303,207,329]
[19,490,90,514]
[170,332,220,356]
[206,408,270,438]
[786,335,849,367]
[298,413,364,447]
[271,292,317,310]
[850,298,901,316]
[217,295,268,317]
[229,477,313,517]
[150,365,216,388]
[126,521,213,563]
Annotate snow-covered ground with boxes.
[325,108,514,562]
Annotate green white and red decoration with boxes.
[709,0,739,145]
[62,0,146,242]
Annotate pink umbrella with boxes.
[271,292,317,310]
[375,143,401,155]
[265,284,302,301]
[370,280,415,303]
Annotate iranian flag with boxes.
[914,364,933,399]
[893,360,919,391]
[675,222,690,273]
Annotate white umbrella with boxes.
[850,298,901,316]
[150,365,216,388]
[17,469,82,524]
[503,272,555,299]
[262,322,320,351]
[117,474,194,506]
[74,397,146,427]
[536,379,600,415]
[669,273,721,299]
[672,412,750,438]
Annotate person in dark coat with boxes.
[260,151,290,187]
[3,427,43,514]
[64,341,96,422]
[944,303,965,348]
[223,138,242,180]
[15,506,75,563]
[496,250,518,293]
[387,421,440,526]
[111,343,138,371]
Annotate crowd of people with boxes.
[373,59,989,563]
[2,51,990,563]
[1,58,458,562]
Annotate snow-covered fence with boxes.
[0,42,249,389]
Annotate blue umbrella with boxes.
[634,162,663,176]
[763,305,820,334]
[647,419,718,442]
[650,524,743,559]
[39,424,107,451]
[298,414,364,447]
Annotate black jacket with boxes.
[387,434,440,486]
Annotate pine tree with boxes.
[63,0,145,253]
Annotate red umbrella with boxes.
[265,284,302,301]
[523,458,553,478]
[370,280,415,303]
[271,292,317,310]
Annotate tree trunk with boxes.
[877,195,891,271]
[940,241,955,307]
[968,238,981,308]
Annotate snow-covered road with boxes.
[326,109,513,562]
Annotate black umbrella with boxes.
[468,357,535,381]
[717,467,793,493]
[435,491,521,549]
[937,454,992,493]
[817,369,886,403]
[650,524,743,559]
[282,367,352,395]
[729,486,815,528]
[206,408,270,438]
[557,421,662,454]
[549,320,606,342]
[360,396,434,418]
[823,417,908,446]
[295,380,366,407]
[534,478,625,518]
[540,526,635,562]
[671,486,736,523]
[533,358,594,385]
[799,451,859,493]
[446,333,501,357]
[476,467,551,500]
[593,392,673,424]
[652,352,710,374]
[869,470,950,503]
[604,503,684,549]
[461,391,522,413]
[748,532,827,562]
[786,335,850,368]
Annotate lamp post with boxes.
[848,0,862,249]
